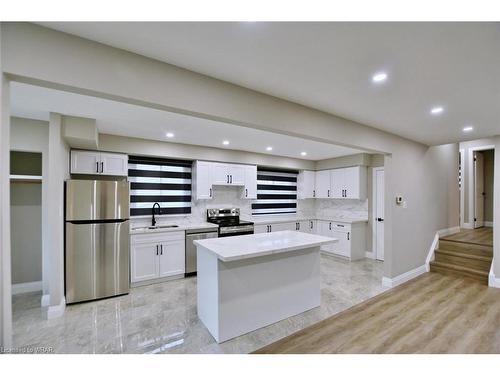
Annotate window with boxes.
[128,155,192,216]
[252,167,298,215]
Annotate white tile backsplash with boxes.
[130,185,366,228]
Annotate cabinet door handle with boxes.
[156,245,159,256]
[327,189,330,197]
[313,190,315,198]
[245,188,248,197]
[101,161,104,173]
[96,161,99,173]
[160,244,163,255]
[298,222,300,230]
[230,175,233,184]
[269,225,272,232]
[347,232,350,241]
[310,221,313,229]
[227,175,229,183]
[209,188,212,197]
[329,222,332,230]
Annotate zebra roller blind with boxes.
[128,155,192,216]
[252,167,298,215]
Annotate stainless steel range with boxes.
[207,208,254,237]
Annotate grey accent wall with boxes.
[483,149,494,223]
[10,182,42,284]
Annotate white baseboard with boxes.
[365,251,375,259]
[425,233,439,271]
[437,226,461,237]
[12,281,43,295]
[46,297,66,319]
[484,221,493,227]
[461,222,474,229]
[41,294,50,307]
[489,264,500,288]
[382,265,427,288]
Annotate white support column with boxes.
[491,136,500,287]
[0,24,13,347]
[45,113,68,318]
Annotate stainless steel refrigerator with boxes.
[65,180,130,304]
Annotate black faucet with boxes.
[152,202,161,227]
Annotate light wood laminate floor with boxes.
[254,272,500,354]
[442,227,493,247]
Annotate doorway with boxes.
[373,167,385,261]
[473,149,494,229]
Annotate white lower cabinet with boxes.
[317,221,366,260]
[131,231,185,284]
[301,220,316,234]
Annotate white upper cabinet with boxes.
[193,161,213,200]
[315,170,331,198]
[303,166,367,200]
[71,150,101,175]
[193,161,257,200]
[243,165,257,199]
[297,170,316,199]
[71,150,128,176]
[100,153,128,176]
[330,168,344,199]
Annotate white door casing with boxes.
[373,168,385,261]
[474,151,485,228]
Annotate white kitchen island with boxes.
[194,230,337,343]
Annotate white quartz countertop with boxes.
[245,215,368,225]
[130,221,218,234]
[194,230,337,262]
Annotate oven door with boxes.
[219,225,254,237]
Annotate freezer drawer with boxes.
[65,221,130,304]
[66,180,129,221]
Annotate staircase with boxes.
[430,238,493,284]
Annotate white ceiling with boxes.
[36,22,500,146]
[10,82,363,161]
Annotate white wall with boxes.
[493,136,500,279]
[1,22,460,283]
[0,24,12,346]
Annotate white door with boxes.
[243,165,257,199]
[374,168,385,261]
[474,152,485,228]
[70,150,101,175]
[158,240,185,278]
[315,170,330,198]
[131,242,159,283]
[195,162,212,199]
[229,165,246,185]
[343,167,359,199]
[330,169,344,199]
[101,153,128,176]
[212,163,230,185]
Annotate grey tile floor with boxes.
[12,255,387,354]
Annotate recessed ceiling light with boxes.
[166,132,174,138]
[266,146,273,151]
[372,72,388,83]
[463,126,474,133]
[430,106,444,115]
[222,140,230,146]
[301,152,307,156]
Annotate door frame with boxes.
[468,145,494,229]
[372,167,384,261]
[459,148,465,228]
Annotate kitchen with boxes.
[8,82,386,353]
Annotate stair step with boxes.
[438,239,493,257]
[434,249,492,272]
[430,261,489,284]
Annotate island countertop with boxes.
[194,230,337,262]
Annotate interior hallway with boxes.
[254,272,500,354]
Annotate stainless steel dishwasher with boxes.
[185,228,218,276]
